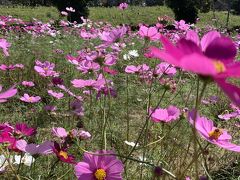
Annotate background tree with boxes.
[232,0,240,15]
[52,0,89,23]
[166,0,198,23]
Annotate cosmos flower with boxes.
[74,150,124,180]
[15,123,36,137]
[34,60,59,77]
[52,127,68,138]
[0,85,17,103]
[52,142,75,164]
[16,139,53,155]
[138,25,160,41]
[149,30,240,106]
[21,81,35,87]
[0,38,11,56]
[118,3,128,10]
[20,94,41,103]
[47,90,64,99]
[99,26,127,44]
[188,110,240,152]
[149,106,181,123]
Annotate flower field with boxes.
[0,5,240,180]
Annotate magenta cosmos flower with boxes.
[0,85,17,103]
[75,150,124,180]
[138,25,160,41]
[15,123,36,137]
[0,38,11,56]
[52,142,75,164]
[149,105,181,123]
[20,93,41,103]
[188,110,240,152]
[149,30,240,106]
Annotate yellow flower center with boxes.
[43,67,48,71]
[213,61,226,73]
[94,169,106,180]
[208,128,223,140]
[59,150,68,159]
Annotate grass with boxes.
[0,5,240,29]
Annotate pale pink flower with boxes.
[138,25,160,41]
[20,94,41,103]
[22,81,35,87]
[0,38,11,56]
[47,90,64,99]
[52,127,68,138]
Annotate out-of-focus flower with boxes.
[0,85,17,103]
[0,38,11,56]
[22,81,35,87]
[118,2,128,10]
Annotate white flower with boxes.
[14,153,35,167]
[123,54,130,60]
[128,50,139,57]
[0,155,8,172]
[124,141,139,147]
[123,50,139,60]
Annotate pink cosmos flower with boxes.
[74,150,124,180]
[16,139,53,155]
[20,94,41,103]
[149,30,240,106]
[52,127,68,138]
[218,103,240,120]
[155,62,177,77]
[22,81,35,87]
[99,26,127,44]
[150,106,181,123]
[34,60,59,77]
[15,123,36,137]
[79,130,91,140]
[118,2,128,10]
[47,90,64,99]
[0,85,17,103]
[71,78,105,90]
[138,25,160,41]
[188,110,240,152]
[174,20,190,31]
[0,38,11,56]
